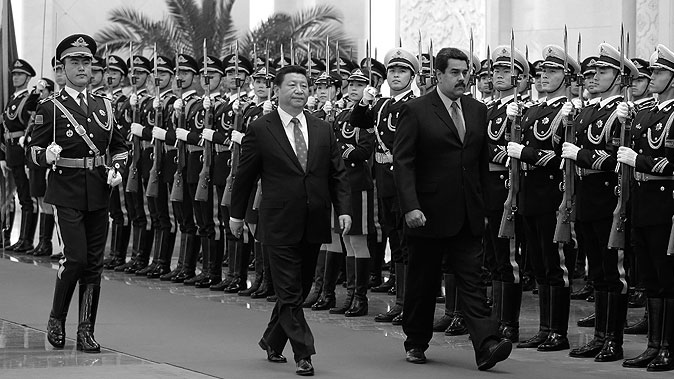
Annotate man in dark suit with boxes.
[393,47,511,371]
[230,65,351,376]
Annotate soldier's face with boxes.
[226,70,247,90]
[275,72,308,111]
[649,68,674,93]
[584,73,598,94]
[178,70,194,88]
[387,67,413,92]
[534,75,544,93]
[631,77,650,98]
[436,58,468,100]
[347,81,366,102]
[541,67,564,92]
[492,66,514,91]
[315,84,331,102]
[11,72,28,88]
[105,70,122,87]
[253,78,269,98]
[155,71,173,90]
[63,56,92,89]
[131,70,148,87]
[477,74,492,93]
[90,69,104,86]
[200,71,221,92]
[53,66,66,87]
[593,67,619,93]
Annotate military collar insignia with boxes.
[228,110,233,117]
[636,123,641,130]
[99,109,106,116]
[496,117,502,124]
[596,120,603,128]
[72,37,88,47]
[656,122,663,131]
[542,117,550,124]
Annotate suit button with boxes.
[661,186,665,192]
[549,175,554,180]
[89,150,93,155]
[605,182,609,186]
[89,133,94,138]
[639,149,643,153]
[525,141,529,145]
[499,174,505,179]
[58,170,62,174]
[351,163,355,167]
[87,118,91,122]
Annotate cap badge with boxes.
[206,57,215,64]
[109,57,118,64]
[157,57,166,65]
[178,55,188,63]
[13,61,21,67]
[72,37,88,48]
[133,57,144,65]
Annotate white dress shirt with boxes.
[63,86,88,107]
[277,106,309,153]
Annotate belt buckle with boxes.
[84,157,94,170]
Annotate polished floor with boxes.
[0,239,670,379]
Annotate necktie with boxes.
[450,101,465,142]
[78,92,88,114]
[291,117,308,171]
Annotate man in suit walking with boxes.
[393,47,511,370]
[230,65,351,376]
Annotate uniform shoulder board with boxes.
[38,93,57,104]
[91,92,108,98]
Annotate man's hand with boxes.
[616,102,632,124]
[203,96,211,110]
[45,143,62,164]
[232,99,241,113]
[262,100,273,115]
[231,130,244,144]
[560,101,575,118]
[306,96,316,109]
[175,128,189,142]
[201,129,215,142]
[405,209,426,228]
[18,136,25,148]
[129,93,138,106]
[361,86,377,105]
[107,169,122,187]
[0,161,8,178]
[152,97,160,109]
[152,126,166,141]
[561,142,580,161]
[230,218,244,239]
[617,146,637,167]
[506,102,521,120]
[339,215,352,236]
[507,142,524,159]
[130,122,144,137]
[322,101,333,114]
[173,98,184,111]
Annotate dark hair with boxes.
[274,65,308,87]
[435,48,469,73]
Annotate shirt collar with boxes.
[182,89,196,99]
[599,95,622,109]
[278,106,307,128]
[12,88,28,98]
[658,98,674,111]
[544,95,565,106]
[392,89,413,102]
[634,96,654,106]
[64,86,87,102]
[436,88,462,111]
[159,89,173,98]
[500,94,515,105]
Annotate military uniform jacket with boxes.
[211,93,247,186]
[141,89,177,181]
[27,89,128,211]
[572,96,622,221]
[184,93,223,184]
[164,90,198,182]
[350,90,415,198]
[333,106,375,192]
[484,95,513,212]
[630,99,674,227]
[516,96,566,217]
[1,88,39,165]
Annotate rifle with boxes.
[469,28,476,98]
[252,41,273,210]
[126,42,141,193]
[170,50,186,202]
[195,39,212,202]
[223,41,244,207]
[608,26,633,250]
[146,44,163,198]
[553,26,576,244]
[498,30,521,239]
[429,39,436,86]
[327,39,337,122]
[417,30,427,91]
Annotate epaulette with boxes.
[38,93,57,104]
[91,92,109,98]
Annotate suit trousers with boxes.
[402,226,499,353]
[262,242,320,361]
[55,206,108,286]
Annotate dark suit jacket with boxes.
[393,89,489,239]
[230,109,351,245]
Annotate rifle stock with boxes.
[125,100,141,193]
[169,140,185,202]
[607,118,632,249]
[667,214,674,255]
[498,118,520,239]
[194,106,213,202]
[222,109,242,207]
[146,101,164,198]
[553,116,575,244]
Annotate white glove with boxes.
[507,142,524,159]
[617,146,637,167]
[203,96,211,110]
[175,128,189,142]
[0,160,8,178]
[616,102,631,124]
[129,93,138,106]
[232,99,240,113]
[173,98,184,111]
[571,98,583,109]
[335,99,346,109]
[506,102,520,120]
[306,96,316,109]
[362,86,377,104]
[130,122,144,137]
[262,100,273,115]
[36,80,46,91]
[561,142,580,161]
[152,97,160,109]
[45,143,62,164]
[231,130,244,144]
[560,102,574,118]
[152,126,166,141]
[323,101,333,114]
[201,129,215,142]
[107,169,122,187]
[18,136,25,148]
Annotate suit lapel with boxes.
[460,97,473,146]
[266,111,304,173]
[305,112,318,171]
[431,90,461,142]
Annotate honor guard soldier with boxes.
[117,55,154,274]
[507,44,580,352]
[360,57,386,92]
[477,59,495,102]
[103,55,133,269]
[140,55,178,279]
[47,57,67,261]
[311,71,342,120]
[1,58,39,252]
[416,53,437,95]
[562,43,639,362]
[89,56,106,96]
[617,44,674,372]
[162,53,201,282]
[631,58,657,112]
[349,47,418,323]
[301,56,325,83]
[532,60,546,102]
[29,33,128,353]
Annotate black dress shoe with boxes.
[406,348,426,364]
[184,272,207,286]
[135,262,157,276]
[296,358,314,376]
[250,287,273,299]
[195,275,216,288]
[374,305,402,322]
[368,274,382,288]
[391,312,404,326]
[225,281,247,293]
[371,278,394,293]
[623,347,659,368]
[147,265,170,279]
[50,252,65,261]
[571,283,594,300]
[537,333,569,351]
[172,270,195,283]
[569,338,604,358]
[501,325,519,343]
[311,296,335,311]
[266,295,278,302]
[258,339,287,363]
[47,317,65,348]
[477,338,512,371]
[104,256,126,270]
[433,314,454,332]
[517,331,548,348]
[624,315,648,335]
[209,277,232,291]
[628,289,646,308]
[444,314,468,336]
[160,266,182,281]
[595,340,623,362]
[577,312,596,327]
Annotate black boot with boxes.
[136,230,162,276]
[538,286,570,351]
[47,277,77,348]
[203,237,224,288]
[375,262,406,322]
[8,210,36,252]
[1,211,14,248]
[624,309,648,335]
[518,284,550,348]
[172,233,199,283]
[391,263,406,325]
[596,292,628,362]
[345,257,370,317]
[312,251,342,310]
[433,274,456,331]
[647,298,674,371]
[127,229,153,274]
[116,226,141,272]
[624,298,663,368]
[330,256,355,314]
[500,282,522,342]
[102,220,117,265]
[211,239,236,290]
[571,281,594,300]
[240,241,263,296]
[148,232,176,279]
[303,250,326,307]
[188,237,211,287]
[570,291,607,358]
[33,213,55,257]
[26,213,46,255]
[251,244,274,298]
[106,224,131,270]
[226,241,250,293]
[161,232,186,280]
[577,312,596,327]
[76,284,101,353]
